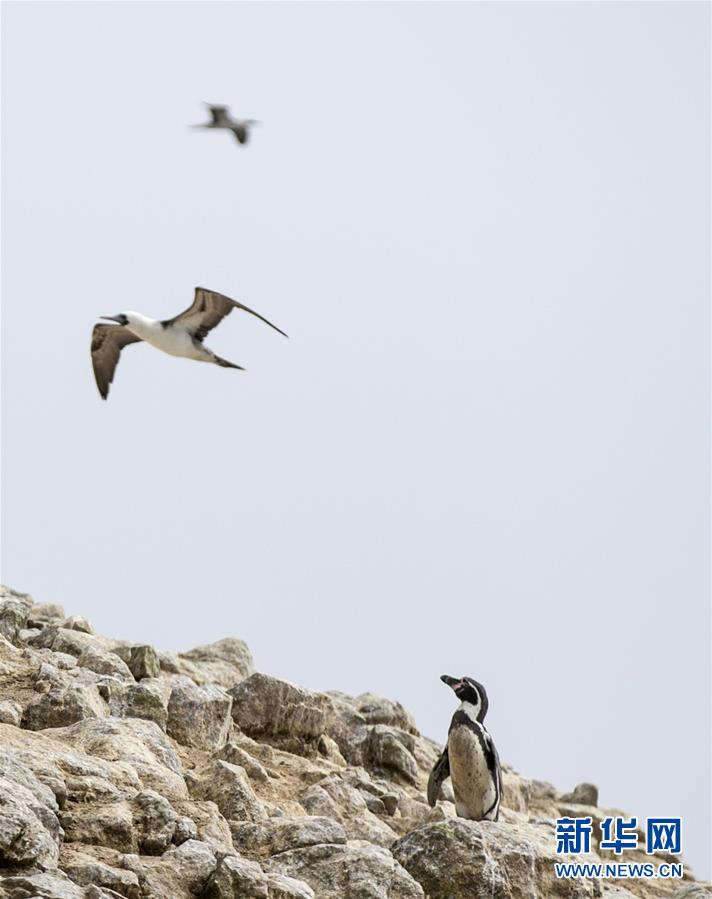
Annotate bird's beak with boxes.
[440,675,462,690]
[100,315,123,324]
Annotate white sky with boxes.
[2,0,709,877]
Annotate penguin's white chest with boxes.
[448,725,497,820]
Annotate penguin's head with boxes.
[441,674,489,722]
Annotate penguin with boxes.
[427,674,502,821]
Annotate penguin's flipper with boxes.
[427,747,450,807]
[482,732,502,821]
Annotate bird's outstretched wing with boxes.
[427,747,450,807]
[232,125,249,144]
[207,104,228,123]
[91,324,142,400]
[164,287,288,342]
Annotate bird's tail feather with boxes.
[213,354,244,370]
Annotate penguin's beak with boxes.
[440,675,461,690]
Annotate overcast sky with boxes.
[2,0,709,877]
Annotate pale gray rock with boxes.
[366,726,418,785]
[28,625,101,658]
[17,626,41,642]
[59,846,141,899]
[173,814,198,845]
[60,800,136,852]
[0,868,87,899]
[267,873,316,899]
[108,681,168,731]
[179,636,255,688]
[187,759,265,822]
[23,683,107,730]
[229,674,332,752]
[216,742,270,783]
[167,678,232,750]
[27,600,66,628]
[76,647,133,682]
[560,781,599,806]
[48,717,187,799]
[0,586,33,643]
[124,644,161,681]
[355,693,418,735]
[393,819,600,899]
[324,692,371,764]
[301,775,398,848]
[230,815,347,859]
[87,888,134,899]
[0,750,62,867]
[316,734,347,766]
[0,698,23,726]
[126,838,217,899]
[264,840,424,899]
[300,783,342,820]
[202,853,269,899]
[171,799,234,853]
[58,615,94,635]
[132,788,177,853]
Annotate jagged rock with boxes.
[264,841,424,899]
[229,674,332,752]
[355,693,418,735]
[0,751,62,868]
[76,647,133,682]
[132,789,177,853]
[27,601,66,628]
[0,721,147,808]
[216,742,271,783]
[202,854,270,899]
[230,815,347,859]
[0,587,33,643]
[173,814,198,845]
[124,838,217,899]
[0,867,87,898]
[48,717,187,799]
[59,847,141,899]
[366,726,418,785]
[108,681,168,730]
[22,683,107,730]
[560,782,599,806]
[60,800,136,852]
[267,873,316,899]
[179,636,255,688]
[59,616,94,635]
[316,733,347,766]
[166,678,232,750]
[124,645,161,681]
[28,626,101,658]
[0,698,23,726]
[393,818,600,899]
[171,799,234,853]
[187,759,265,822]
[301,775,398,848]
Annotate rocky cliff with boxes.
[0,586,707,899]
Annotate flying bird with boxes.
[91,287,287,400]
[191,103,259,145]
